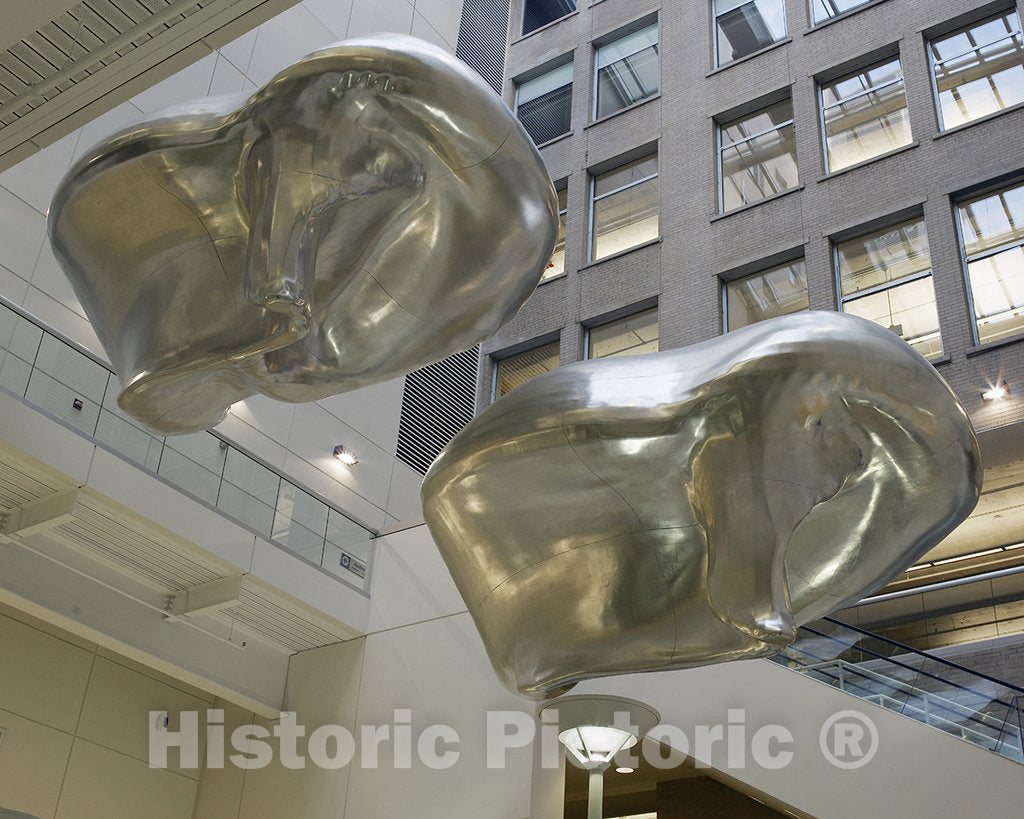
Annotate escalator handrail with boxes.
[822,616,1024,695]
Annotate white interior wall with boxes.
[0,601,213,819]
[193,523,538,819]
[0,0,465,534]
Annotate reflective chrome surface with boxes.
[422,312,983,698]
[48,34,558,434]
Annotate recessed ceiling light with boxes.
[615,766,635,774]
[333,445,358,465]
[982,383,1008,401]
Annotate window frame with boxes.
[926,10,1024,132]
[717,98,797,213]
[490,337,561,401]
[588,152,660,263]
[831,217,943,358]
[592,18,661,122]
[520,0,578,37]
[818,55,910,174]
[953,178,1024,347]
[721,258,809,332]
[808,0,876,28]
[514,58,575,146]
[541,179,570,283]
[713,0,789,69]
[582,303,660,360]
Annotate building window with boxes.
[956,180,1024,346]
[587,307,659,359]
[594,22,660,120]
[820,57,911,173]
[718,99,798,212]
[811,0,873,26]
[543,184,569,281]
[928,11,1024,131]
[494,340,560,397]
[714,0,788,67]
[590,153,659,262]
[515,61,573,145]
[522,0,576,35]
[724,260,809,330]
[835,218,943,359]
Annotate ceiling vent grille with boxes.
[0,0,213,128]
[455,0,511,95]
[0,0,300,168]
[396,346,480,475]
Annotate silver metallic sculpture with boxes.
[422,312,983,699]
[48,34,558,435]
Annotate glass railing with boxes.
[771,616,1024,763]
[0,297,374,593]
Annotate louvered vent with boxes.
[455,0,511,95]
[396,346,480,475]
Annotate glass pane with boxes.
[217,482,275,538]
[31,335,108,404]
[821,59,904,107]
[930,13,1024,128]
[523,0,576,34]
[326,508,372,583]
[595,24,659,119]
[596,24,658,69]
[165,431,228,474]
[721,123,798,211]
[273,481,330,563]
[517,64,572,145]
[720,99,793,148]
[588,307,659,359]
[968,245,1024,344]
[726,261,809,330]
[0,302,22,353]
[0,354,33,396]
[496,341,560,397]
[157,433,226,505]
[95,409,163,470]
[823,65,910,172]
[223,448,280,506]
[958,181,1024,258]
[25,369,103,435]
[594,154,658,197]
[811,0,871,25]
[837,218,932,295]
[0,314,41,397]
[543,187,569,281]
[844,276,943,359]
[4,316,43,364]
[715,0,787,65]
[592,176,659,260]
[157,444,221,505]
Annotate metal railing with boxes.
[0,296,375,593]
[771,616,1024,763]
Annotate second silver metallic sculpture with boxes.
[422,312,983,698]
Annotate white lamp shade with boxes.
[558,725,638,768]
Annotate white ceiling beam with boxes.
[0,488,79,539]
[166,574,244,619]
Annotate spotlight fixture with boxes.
[333,445,359,465]
[982,383,1009,401]
[615,766,636,774]
[539,695,659,819]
